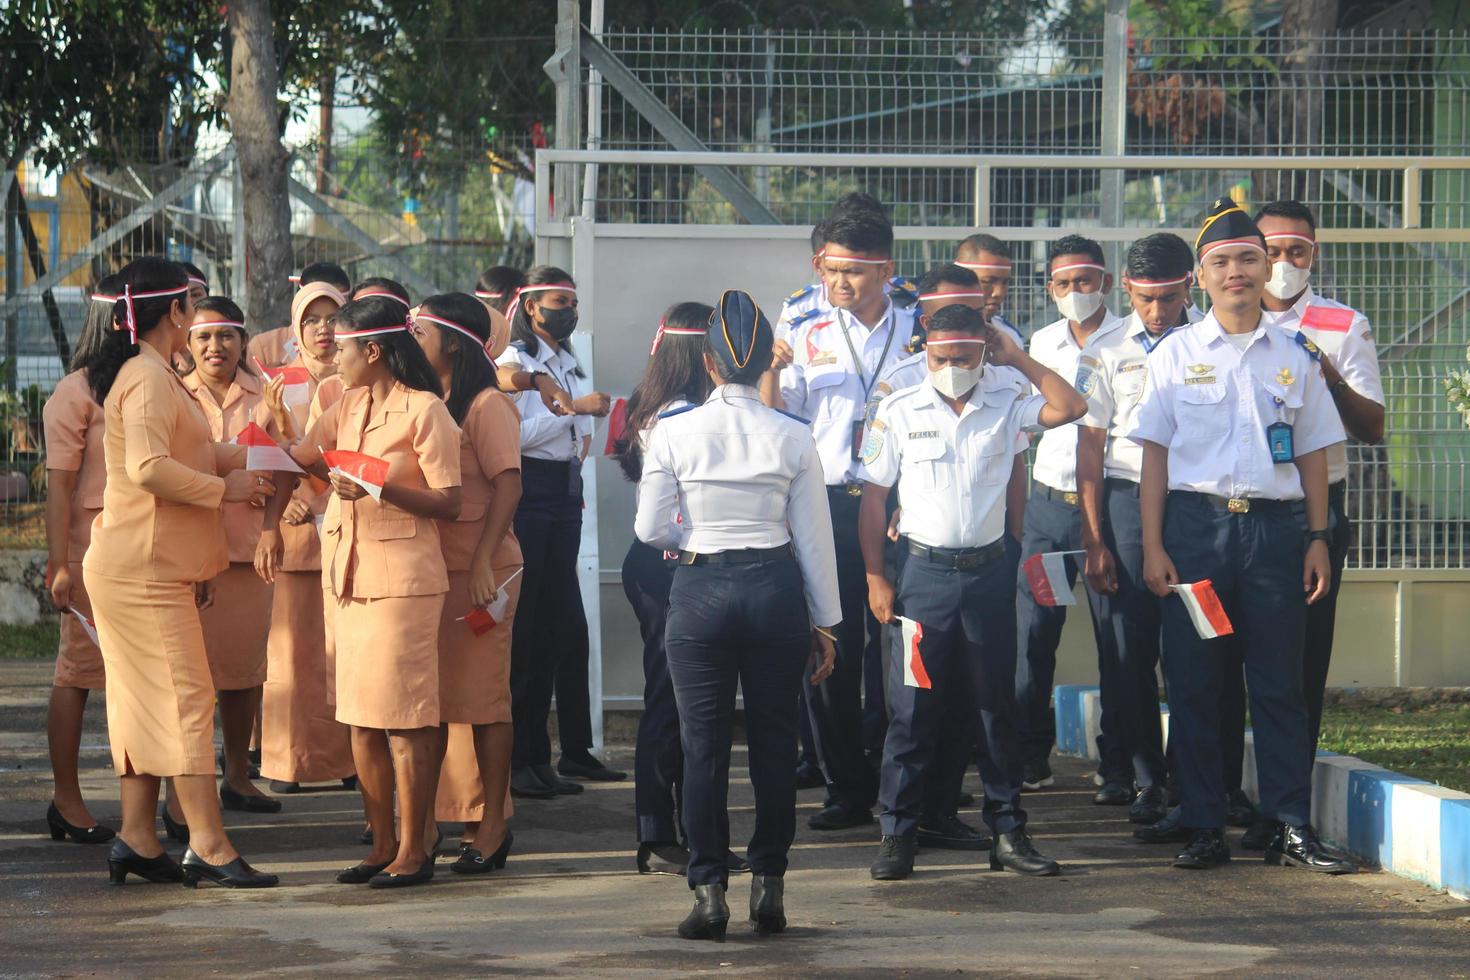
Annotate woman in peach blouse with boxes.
[81,257,279,888]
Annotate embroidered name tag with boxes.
[1183,376,1218,385]
[907,430,939,440]
[1116,363,1146,374]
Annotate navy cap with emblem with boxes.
[708,289,773,378]
[1195,197,1266,260]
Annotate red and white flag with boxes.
[254,359,312,409]
[459,567,524,635]
[232,421,304,474]
[601,397,629,455]
[322,448,389,502]
[1023,551,1085,607]
[1169,580,1234,639]
[69,608,99,646]
[898,616,932,689]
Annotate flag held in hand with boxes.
[322,448,390,502]
[602,397,629,455]
[69,608,99,646]
[254,359,312,409]
[1169,580,1234,639]
[233,421,304,474]
[459,568,523,635]
[898,616,932,689]
[1023,551,1085,607]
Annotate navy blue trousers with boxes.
[623,540,682,845]
[1014,489,1105,765]
[1160,492,1313,830]
[1091,479,1167,788]
[804,490,880,810]
[666,557,811,887]
[879,549,1027,838]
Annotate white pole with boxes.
[580,0,604,222]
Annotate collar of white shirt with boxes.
[837,300,893,340]
[1266,284,1318,327]
[918,372,1021,419]
[1044,309,1127,350]
[707,383,762,403]
[1199,312,1277,351]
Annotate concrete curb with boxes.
[1052,684,1470,900]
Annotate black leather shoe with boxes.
[1173,829,1230,869]
[108,840,183,884]
[268,780,301,794]
[219,784,283,813]
[749,874,785,935]
[1240,817,1280,851]
[678,883,730,941]
[219,748,260,779]
[336,860,390,884]
[1094,781,1133,806]
[161,807,190,844]
[990,830,1061,876]
[369,857,435,889]
[808,800,873,831]
[916,814,992,851]
[452,830,513,875]
[637,841,689,876]
[1129,786,1168,825]
[510,767,556,799]
[1225,788,1258,828]
[357,826,374,845]
[869,835,916,880]
[1134,806,1191,844]
[557,753,628,782]
[1020,760,1054,791]
[1266,824,1357,875]
[530,763,584,795]
[181,848,279,888]
[725,850,751,874]
[47,802,115,844]
[340,775,358,791]
[956,792,975,808]
[795,760,826,790]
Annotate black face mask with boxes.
[538,306,578,341]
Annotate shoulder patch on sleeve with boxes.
[773,407,811,425]
[786,283,817,303]
[1293,330,1322,362]
[1300,304,1356,334]
[657,404,699,420]
[859,417,887,464]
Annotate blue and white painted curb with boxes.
[1053,684,1470,900]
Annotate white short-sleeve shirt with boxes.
[499,337,591,461]
[1026,310,1129,493]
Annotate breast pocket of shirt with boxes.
[1176,383,1229,439]
[1262,382,1305,424]
[805,368,849,419]
[905,438,952,491]
[972,425,1014,487]
[1114,367,1147,406]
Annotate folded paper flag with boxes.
[322,448,389,502]
[1023,550,1085,607]
[1169,580,1234,639]
[898,616,932,689]
[254,359,312,408]
[233,421,304,474]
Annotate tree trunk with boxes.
[225,0,292,331]
[1260,0,1342,203]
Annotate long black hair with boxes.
[509,265,583,378]
[79,257,190,404]
[70,271,124,374]
[186,296,253,377]
[474,265,525,315]
[333,295,443,398]
[614,301,714,482]
[421,292,499,424]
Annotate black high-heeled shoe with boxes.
[678,883,730,942]
[368,857,435,889]
[219,784,282,814]
[46,802,115,844]
[107,840,183,884]
[336,860,390,884]
[451,829,514,875]
[180,848,279,888]
[161,807,189,844]
[749,874,786,935]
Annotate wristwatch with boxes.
[1331,379,1349,395]
[525,370,550,391]
[1306,528,1330,544]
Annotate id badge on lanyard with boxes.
[1267,395,1294,463]
[840,310,896,461]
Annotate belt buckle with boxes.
[1227,497,1250,514]
[1062,491,1079,506]
[845,484,862,498]
[956,552,979,570]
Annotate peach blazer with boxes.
[42,370,106,561]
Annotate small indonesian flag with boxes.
[232,421,304,474]
[322,448,390,502]
[602,397,629,455]
[69,608,99,646]
[898,616,932,689]
[254,359,312,409]
[1300,305,1355,333]
[459,567,524,635]
[1023,551,1084,607]
[1169,580,1235,639]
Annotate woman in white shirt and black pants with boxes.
[635,290,841,942]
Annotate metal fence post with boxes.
[547,0,583,223]
[1100,0,1129,275]
[755,29,775,208]
[4,173,19,393]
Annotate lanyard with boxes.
[838,307,897,402]
[1136,323,1179,355]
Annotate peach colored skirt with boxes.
[83,568,216,776]
[53,561,105,690]
[259,570,354,783]
[334,592,443,730]
[199,562,272,691]
[435,724,516,823]
[438,568,520,725]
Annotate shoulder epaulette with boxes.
[509,339,531,353]
[785,283,817,303]
[888,277,919,307]
[772,407,811,425]
[788,307,821,329]
[1293,330,1322,362]
[657,404,699,420]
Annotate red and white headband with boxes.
[1051,262,1107,276]
[336,314,411,340]
[113,283,190,345]
[955,261,1012,272]
[1198,238,1266,258]
[288,274,302,285]
[648,318,706,357]
[474,289,503,300]
[91,293,118,305]
[414,309,494,364]
[505,282,577,324]
[354,289,410,307]
[189,318,245,332]
[918,290,987,302]
[925,337,987,346]
[1263,232,1315,245]
[186,276,208,291]
[1122,274,1192,288]
[820,249,891,266]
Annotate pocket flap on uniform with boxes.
[1262,382,1304,409]
[905,437,948,462]
[362,518,416,541]
[804,367,846,390]
[1178,383,1226,405]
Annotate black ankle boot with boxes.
[749,874,785,935]
[678,883,730,941]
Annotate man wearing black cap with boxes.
[1127,199,1355,874]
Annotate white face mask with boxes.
[1264,261,1311,300]
[929,363,983,400]
[1054,288,1105,323]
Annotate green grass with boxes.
[1319,703,1470,794]
[0,619,58,658]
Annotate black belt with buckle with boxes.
[905,537,1006,569]
[1039,484,1080,507]
[1177,491,1293,515]
[828,483,864,499]
[679,544,795,566]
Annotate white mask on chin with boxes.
[930,364,983,399]
[1054,288,1105,323]
[1264,261,1311,300]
